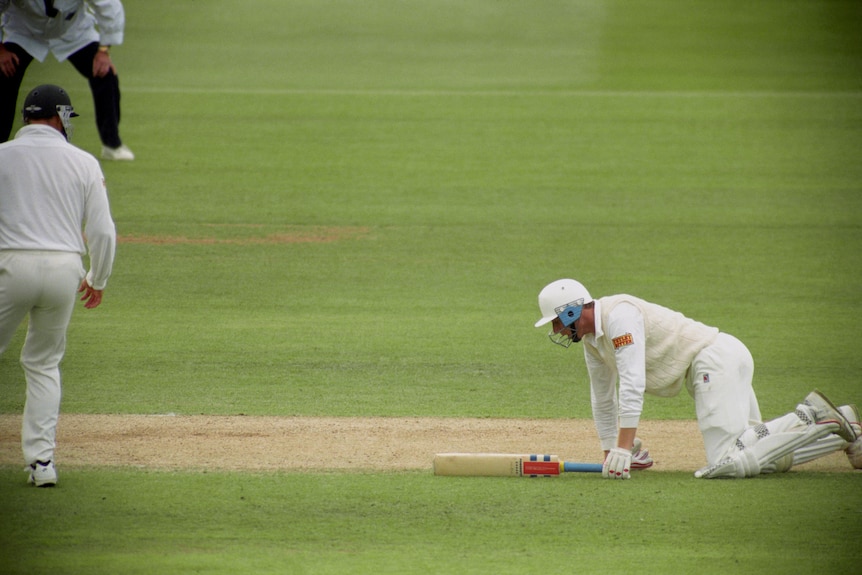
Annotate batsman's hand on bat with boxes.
[603,447,632,479]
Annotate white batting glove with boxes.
[630,437,654,470]
[631,448,654,470]
[603,447,632,479]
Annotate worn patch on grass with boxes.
[0,415,853,473]
[119,225,370,245]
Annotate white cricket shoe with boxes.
[839,404,862,469]
[101,144,135,161]
[28,461,57,487]
[804,390,856,442]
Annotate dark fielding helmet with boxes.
[21,84,80,140]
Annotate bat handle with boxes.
[562,462,603,473]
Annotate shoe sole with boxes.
[28,476,57,487]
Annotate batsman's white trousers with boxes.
[686,333,762,465]
[0,250,85,465]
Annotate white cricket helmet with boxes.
[534,279,592,328]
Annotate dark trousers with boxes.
[0,41,123,147]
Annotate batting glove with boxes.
[631,448,654,470]
[603,447,632,479]
[630,438,654,470]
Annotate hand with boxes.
[78,280,104,309]
[0,45,19,78]
[630,437,654,470]
[92,51,117,78]
[603,447,632,479]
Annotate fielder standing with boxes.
[0,83,116,486]
[0,0,134,160]
[534,278,861,479]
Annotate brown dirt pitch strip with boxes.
[0,415,854,474]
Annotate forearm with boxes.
[616,427,637,451]
[85,229,115,289]
[591,385,619,451]
[602,428,638,456]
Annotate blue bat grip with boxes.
[562,462,603,473]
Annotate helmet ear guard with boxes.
[554,299,584,328]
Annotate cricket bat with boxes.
[433,453,602,477]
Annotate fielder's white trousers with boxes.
[0,250,85,465]
[686,333,762,465]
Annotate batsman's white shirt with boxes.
[583,295,761,462]
[0,0,124,62]
[0,124,115,287]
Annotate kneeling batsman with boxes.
[534,278,861,479]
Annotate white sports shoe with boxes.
[839,404,862,470]
[804,390,856,442]
[28,461,57,487]
[101,144,135,161]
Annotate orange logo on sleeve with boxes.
[612,333,634,349]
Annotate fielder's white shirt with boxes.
[582,295,719,450]
[0,0,124,62]
[0,124,116,289]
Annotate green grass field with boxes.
[1,1,861,573]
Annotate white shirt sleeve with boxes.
[605,302,647,430]
[585,344,619,451]
[82,164,116,290]
[88,0,125,46]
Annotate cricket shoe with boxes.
[839,404,862,469]
[839,404,861,437]
[101,144,135,161]
[28,461,57,487]
[803,390,856,442]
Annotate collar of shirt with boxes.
[583,299,603,346]
[14,124,67,141]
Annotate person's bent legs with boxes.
[696,390,856,478]
[689,333,760,465]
